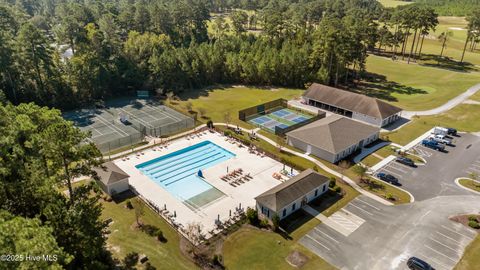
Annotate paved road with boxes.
[403,83,480,119]
[301,195,480,270]
[375,133,480,201]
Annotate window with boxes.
[315,189,318,196]
[322,184,326,192]
[283,209,287,217]
[292,203,296,211]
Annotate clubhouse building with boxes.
[255,169,330,220]
[94,162,130,196]
[286,115,380,163]
[303,83,402,127]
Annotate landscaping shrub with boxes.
[156,230,166,242]
[329,177,336,188]
[126,200,133,209]
[123,252,139,268]
[260,218,270,228]
[212,254,223,266]
[142,224,160,237]
[224,130,232,137]
[385,193,394,200]
[468,215,478,222]
[468,220,480,229]
[272,214,280,231]
[207,120,214,129]
[246,207,259,225]
[145,262,156,270]
[334,186,342,193]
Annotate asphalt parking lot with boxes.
[375,133,480,201]
[300,195,480,270]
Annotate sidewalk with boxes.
[401,128,434,151]
[353,141,390,163]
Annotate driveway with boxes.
[403,83,480,119]
[374,133,480,201]
[300,195,480,270]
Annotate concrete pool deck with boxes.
[114,131,289,236]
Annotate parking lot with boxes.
[300,195,480,270]
[374,133,480,201]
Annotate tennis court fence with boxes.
[94,133,144,153]
[239,99,288,121]
[130,118,195,138]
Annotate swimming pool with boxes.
[136,141,234,208]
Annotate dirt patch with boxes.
[450,214,480,231]
[286,250,309,268]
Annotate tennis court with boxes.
[248,108,313,132]
[63,109,143,153]
[64,98,195,153]
[107,99,195,137]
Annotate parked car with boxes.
[433,127,448,136]
[429,134,452,145]
[396,157,416,167]
[421,139,445,151]
[407,257,434,270]
[446,127,457,136]
[377,172,399,185]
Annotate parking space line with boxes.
[314,228,340,244]
[429,237,459,253]
[418,253,451,270]
[385,165,409,174]
[355,198,380,211]
[305,235,331,251]
[440,225,474,241]
[435,231,462,245]
[379,169,403,178]
[348,203,374,216]
[424,244,458,263]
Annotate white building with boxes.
[94,162,130,196]
[255,169,330,221]
[303,83,402,127]
[286,115,380,163]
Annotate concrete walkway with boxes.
[402,82,480,119]
[353,141,391,163]
[215,123,394,206]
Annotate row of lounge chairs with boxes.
[186,131,208,140]
[220,169,253,187]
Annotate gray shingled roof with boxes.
[304,83,402,119]
[93,162,129,185]
[255,169,330,212]
[286,115,380,153]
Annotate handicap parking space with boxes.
[372,133,480,201]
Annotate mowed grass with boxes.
[458,179,480,192]
[376,0,411,8]
[101,197,197,270]
[455,234,480,270]
[174,86,303,127]
[360,154,382,167]
[363,55,480,110]
[384,103,480,145]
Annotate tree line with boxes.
[414,0,480,17]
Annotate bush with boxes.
[468,215,478,222]
[385,193,394,200]
[224,130,232,137]
[207,120,214,129]
[246,207,259,225]
[126,200,133,209]
[145,262,156,270]
[142,224,160,236]
[260,218,270,228]
[468,220,480,229]
[272,214,280,231]
[333,186,342,193]
[329,177,336,188]
[156,230,166,242]
[212,254,223,266]
[313,165,318,172]
[123,252,139,268]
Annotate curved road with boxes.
[403,82,480,119]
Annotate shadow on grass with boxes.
[355,71,427,102]
[112,190,137,204]
[279,210,311,239]
[419,54,478,73]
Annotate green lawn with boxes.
[376,0,411,8]
[455,234,480,270]
[375,145,425,164]
[384,103,480,145]
[362,55,480,111]
[171,86,303,127]
[360,154,382,167]
[458,179,480,192]
[101,197,197,270]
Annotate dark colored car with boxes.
[396,157,416,167]
[421,139,445,151]
[407,257,434,270]
[446,127,457,136]
[377,172,399,185]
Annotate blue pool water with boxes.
[136,141,234,204]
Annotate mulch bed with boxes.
[450,214,480,231]
[286,250,309,268]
